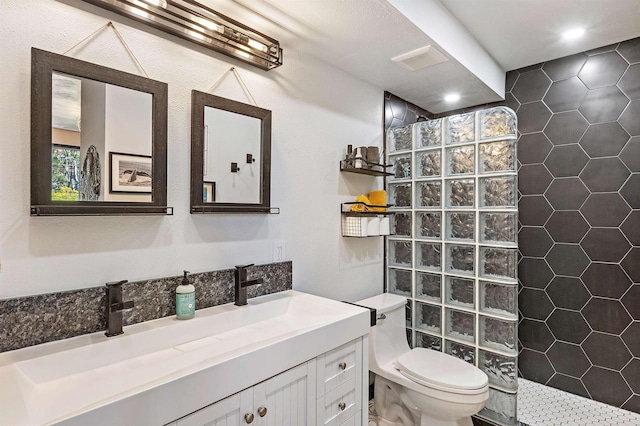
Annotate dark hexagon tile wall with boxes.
[623,323,640,358]
[519,348,555,382]
[579,122,630,157]
[546,373,590,399]
[582,263,632,298]
[582,367,633,407]
[507,37,640,413]
[545,211,590,243]
[544,111,589,145]
[619,64,640,100]
[583,333,632,370]
[622,285,640,319]
[519,195,553,226]
[620,137,640,171]
[581,193,630,227]
[546,341,591,377]
[384,91,433,129]
[546,277,590,310]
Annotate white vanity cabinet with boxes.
[173,361,316,426]
[169,337,367,426]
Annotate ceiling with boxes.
[440,0,640,72]
[225,0,640,113]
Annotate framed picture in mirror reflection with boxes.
[203,181,216,203]
[109,152,152,193]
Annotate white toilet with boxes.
[357,293,489,426]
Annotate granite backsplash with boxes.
[0,261,292,353]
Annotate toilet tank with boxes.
[357,293,412,373]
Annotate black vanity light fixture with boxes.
[82,0,283,70]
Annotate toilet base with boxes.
[375,417,472,426]
[419,415,473,426]
[376,419,406,426]
[374,376,479,426]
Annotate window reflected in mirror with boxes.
[51,144,80,201]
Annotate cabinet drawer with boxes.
[317,340,359,395]
[339,410,360,426]
[317,378,358,426]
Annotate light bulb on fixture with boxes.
[131,7,150,18]
[562,28,585,40]
[189,29,206,41]
[444,93,460,102]
[143,0,168,8]
[235,49,252,59]
[195,17,224,34]
[248,39,268,53]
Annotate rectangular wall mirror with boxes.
[190,91,271,213]
[31,48,170,215]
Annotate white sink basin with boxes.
[0,290,370,425]
[16,291,347,384]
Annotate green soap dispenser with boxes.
[176,270,195,320]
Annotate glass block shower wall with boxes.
[386,107,519,425]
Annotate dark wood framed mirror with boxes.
[31,48,170,215]
[190,91,272,214]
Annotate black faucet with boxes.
[105,280,135,337]
[234,264,263,306]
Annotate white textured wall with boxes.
[0,0,385,301]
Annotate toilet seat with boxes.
[394,348,488,395]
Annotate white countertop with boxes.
[0,290,370,426]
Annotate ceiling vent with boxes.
[391,45,449,71]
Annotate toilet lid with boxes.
[394,348,488,392]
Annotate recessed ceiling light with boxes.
[562,28,585,40]
[444,93,460,102]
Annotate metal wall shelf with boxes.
[341,202,394,216]
[339,160,393,177]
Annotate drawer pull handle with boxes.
[258,406,268,417]
[339,402,346,411]
[339,362,347,370]
[244,413,254,423]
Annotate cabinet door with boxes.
[253,360,317,426]
[176,388,253,426]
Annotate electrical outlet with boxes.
[273,240,285,262]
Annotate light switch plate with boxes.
[273,240,285,262]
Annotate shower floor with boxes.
[368,379,640,425]
[517,378,640,426]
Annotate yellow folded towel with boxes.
[351,194,371,212]
[369,190,387,212]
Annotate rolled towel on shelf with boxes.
[367,217,380,236]
[379,217,390,235]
